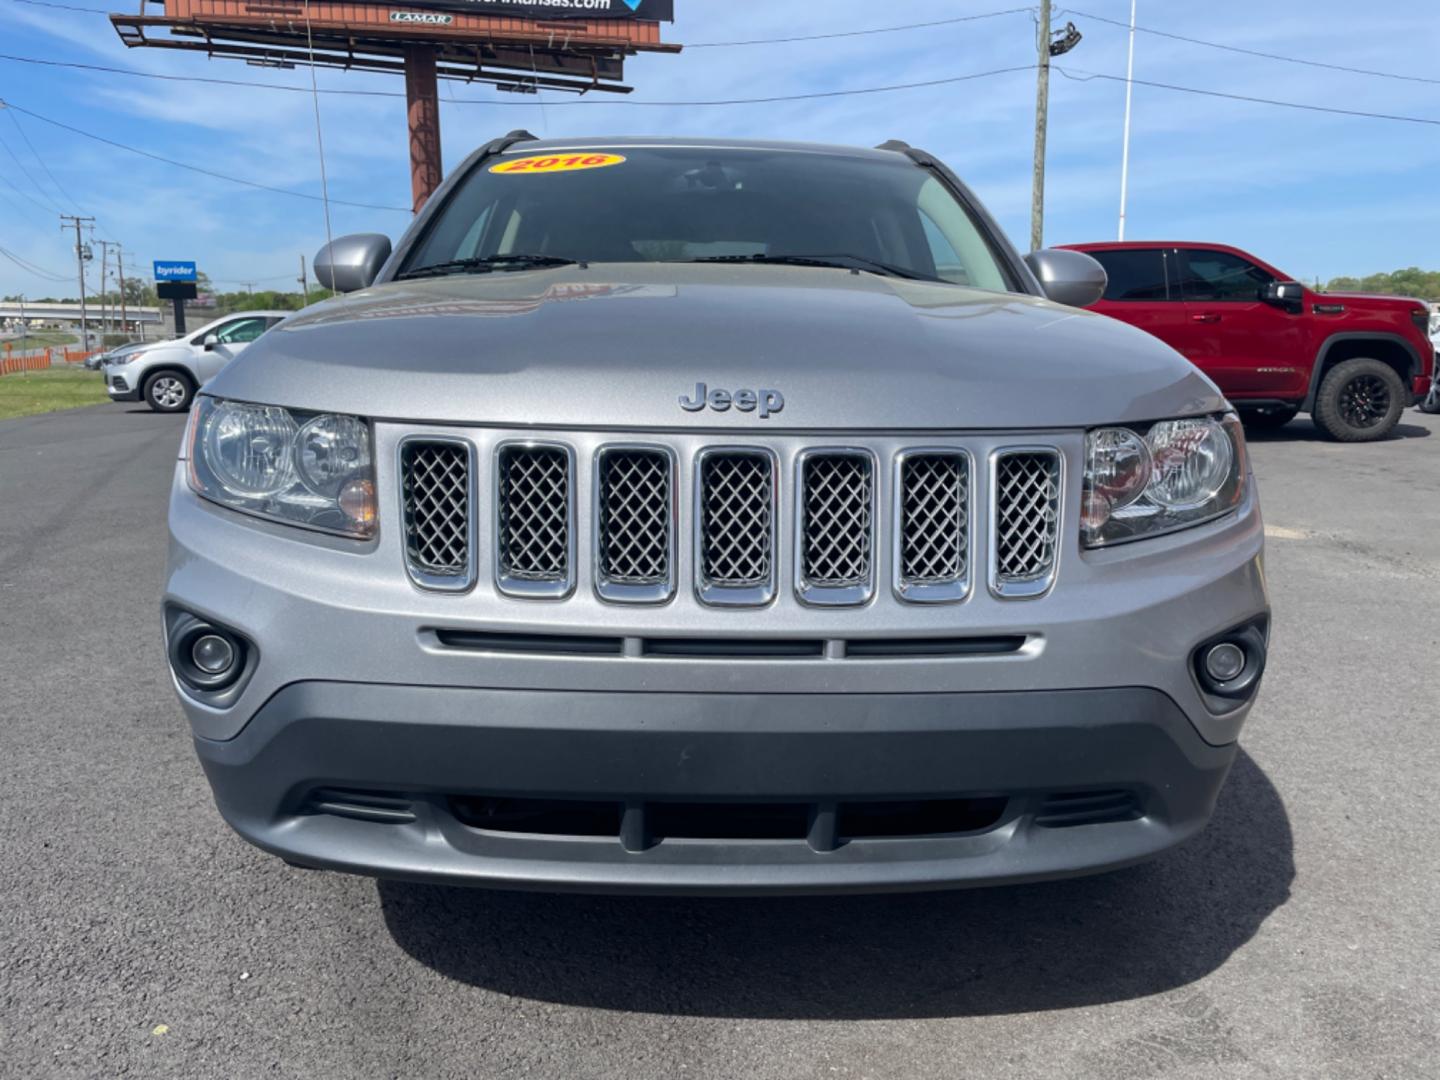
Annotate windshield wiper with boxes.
[685,253,938,282]
[398,254,579,280]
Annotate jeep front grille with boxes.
[696,449,776,606]
[991,449,1061,597]
[400,440,473,590]
[896,451,970,603]
[797,451,874,605]
[596,447,674,603]
[496,443,573,598]
[396,435,1066,604]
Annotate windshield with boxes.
[400,145,1012,291]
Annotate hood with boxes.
[205,264,1223,430]
[1320,291,1428,308]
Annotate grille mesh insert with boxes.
[801,454,873,588]
[598,450,671,586]
[700,452,774,587]
[994,451,1060,583]
[401,442,470,580]
[498,445,570,583]
[899,454,968,585]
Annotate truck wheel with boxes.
[1312,358,1405,442]
[143,371,194,413]
[1242,408,1298,432]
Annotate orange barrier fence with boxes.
[0,346,101,374]
[0,352,54,376]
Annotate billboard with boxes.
[388,0,673,18]
[154,260,198,282]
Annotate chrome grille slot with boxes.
[797,450,874,605]
[992,449,1061,597]
[400,439,473,591]
[596,447,674,603]
[696,449,776,606]
[896,451,970,603]
[496,443,574,598]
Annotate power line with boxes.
[1055,66,1440,127]
[0,99,411,212]
[1060,7,1440,86]
[0,243,70,283]
[0,127,60,212]
[685,7,1032,48]
[0,49,1038,107]
[5,107,83,211]
[10,0,110,11]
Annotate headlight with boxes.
[1082,414,1246,547]
[185,396,377,538]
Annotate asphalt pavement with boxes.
[1,402,1437,1079]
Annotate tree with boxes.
[1323,268,1440,302]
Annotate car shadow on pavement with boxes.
[378,751,1291,1019]
[1244,418,1431,442]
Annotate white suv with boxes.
[106,311,288,412]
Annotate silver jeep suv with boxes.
[165,135,1269,894]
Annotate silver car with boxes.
[107,310,288,411]
[164,136,1269,894]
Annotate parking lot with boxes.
[1,401,1437,1079]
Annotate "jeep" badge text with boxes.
[679,383,785,419]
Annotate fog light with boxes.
[191,633,235,675]
[1204,642,1246,683]
[166,611,251,698]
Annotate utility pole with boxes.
[1030,0,1051,253]
[18,294,27,350]
[98,241,110,337]
[116,246,129,339]
[298,254,310,304]
[1117,0,1137,240]
[60,214,94,349]
[1030,5,1083,252]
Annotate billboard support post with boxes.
[405,44,443,213]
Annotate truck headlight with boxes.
[1082,414,1246,547]
[185,396,376,538]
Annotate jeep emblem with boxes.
[679,383,784,419]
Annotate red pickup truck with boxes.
[1062,241,1435,441]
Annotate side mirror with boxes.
[202,333,219,351]
[1262,280,1305,312]
[1024,249,1108,308]
[314,233,392,294]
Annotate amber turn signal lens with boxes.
[339,478,378,533]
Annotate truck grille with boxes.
[992,450,1061,596]
[697,450,776,605]
[497,443,573,597]
[896,452,970,602]
[596,447,674,602]
[397,435,1064,604]
[797,451,874,604]
[400,440,472,589]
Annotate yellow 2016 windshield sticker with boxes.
[490,153,626,175]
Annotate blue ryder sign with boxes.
[154,261,198,283]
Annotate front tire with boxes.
[1312,358,1405,442]
[143,371,194,413]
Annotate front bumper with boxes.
[107,372,140,402]
[196,681,1236,895]
[167,428,1268,893]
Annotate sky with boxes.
[1,0,1437,298]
